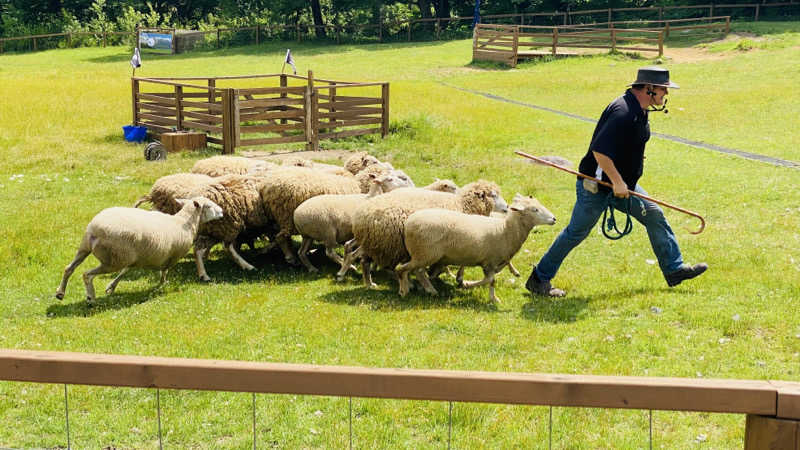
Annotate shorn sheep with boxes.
[55,197,224,304]
[350,180,507,289]
[259,167,361,265]
[293,172,414,273]
[189,174,274,281]
[133,173,214,214]
[396,194,556,303]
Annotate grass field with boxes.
[0,21,799,448]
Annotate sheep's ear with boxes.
[368,173,377,180]
[175,198,188,207]
[194,200,201,208]
[513,193,524,202]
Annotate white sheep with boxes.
[191,155,276,177]
[396,194,556,303]
[349,180,507,289]
[55,197,224,304]
[259,167,361,265]
[293,171,414,273]
[134,173,215,214]
[344,151,385,175]
[335,178,460,281]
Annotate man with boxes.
[526,66,707,297]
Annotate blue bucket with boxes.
[123,125,148,143]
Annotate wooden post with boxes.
[280,74,288,125]
[67,33,71,48]
[175,85,183,131]
[611,24,617,53]
[222,89,234,154]
[710,5,714,18]
[232,89,240,148]
[329,82,337,132]
[33,37,37,52]
[296,22,301,42]
[726,16,731,32]
[512,26,519,67]
[563,12,568,25]
[744,415,800,449]
[552,27,558,56]
[608,8,612,23]
[131,78,140,126]
[102,31,107,47]
[436,19,441,40]
[305,70,315,151]
[378,18,383,42]
[659,7,664,21]
[208,78,216,118]
[171,29,176,54]
[665,22,670,39]
[381,83,390,138]
[408,20,412,41]
[658,30,664,57]
[217,28,221,48]
[255,25,260,45]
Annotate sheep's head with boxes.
[345,152,382,174]
[510,194,556,226]
[460,180,506,215]
[427,178,459,193]
[178,197,224,223]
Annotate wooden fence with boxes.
[1,349,800,448]
[473,16,730,66]
[131,72,389,153]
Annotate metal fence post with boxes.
[64,384,71,450]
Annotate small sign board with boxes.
[139,32,173,52]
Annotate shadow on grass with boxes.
[520,295,589,323]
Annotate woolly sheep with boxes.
[189,174,275,281]
[293,171,415,273]
[191,155,275,177]
[55,197,223,304]
[259,167,361,264]
[335,178,460,280]
[396,194,556,303]
[134,173,215,214]
[350,180,507,289]
[355,165,411,193]
[344,151,387,175]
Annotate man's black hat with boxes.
[630,66,679,89]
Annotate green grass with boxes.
[1,21,799,448]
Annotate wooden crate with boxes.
[160,131,206,152]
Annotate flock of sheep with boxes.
[55,152,557,305]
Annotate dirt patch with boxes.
[241,149,357,163]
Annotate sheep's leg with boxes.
[158,268,169,286]
[194,245,211,282]
[82,264,116,305]
[461,268,496,289]
[297,237,318,273]
[507,260,520,277]
[337,246,361,281]
[455,267,466,287]
[55,248,91,300]
[276,235,298,265]
[414,268,439,295]
[225,242,256,272]
[324,244,345,266]
[396,265,412,297]
[361,257,378,289]
[104,267,129,295]
[488,277,501,304]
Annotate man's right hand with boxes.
[612,180,630,198]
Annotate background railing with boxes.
[0,3,796,54]
[1,349,799,448]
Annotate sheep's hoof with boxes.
[55,292,64,300]
[85,296,95,306]
[105,287,114,295]
[367,282,379,290]
[199,275,212,282]
[243,265,256,271]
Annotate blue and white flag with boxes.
[472,0,481,28]
[285,49,296,75]
[130,47,141,69]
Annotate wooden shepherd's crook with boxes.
[516,150,706,235]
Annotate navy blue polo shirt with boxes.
[578,89,650,190]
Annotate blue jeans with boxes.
[534,179,684,282]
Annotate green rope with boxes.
[602,194,633,240]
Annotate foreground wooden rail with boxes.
[1,350,800,447]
